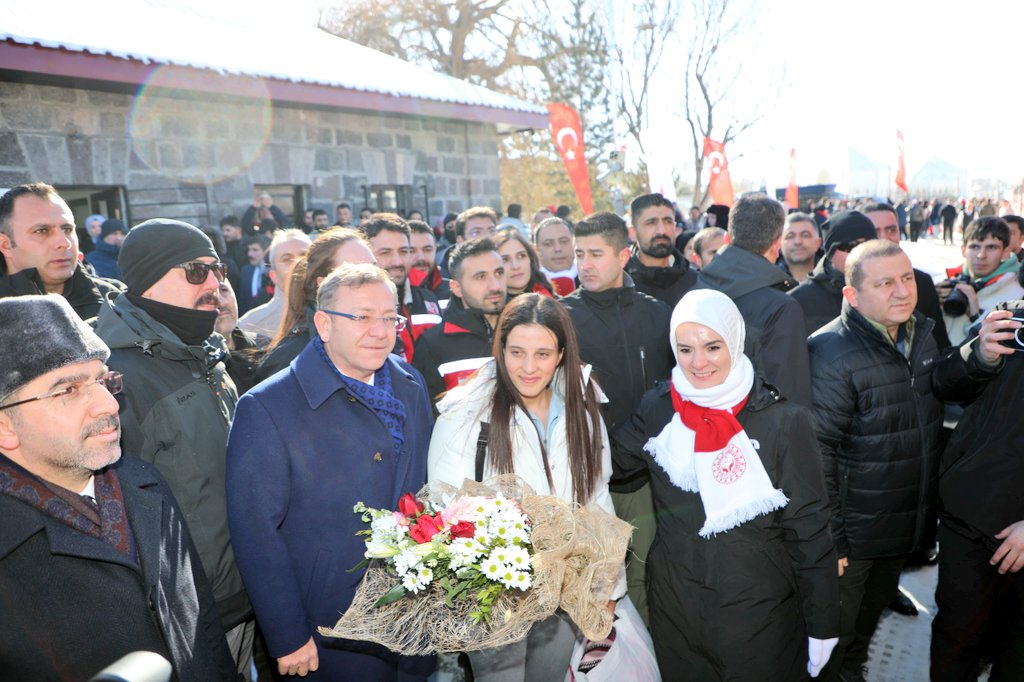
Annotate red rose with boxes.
[449,520,475,539]
[398,493,425,518]
[409,513,445,544]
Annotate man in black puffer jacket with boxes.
[808,240,989,682]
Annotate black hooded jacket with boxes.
[624,245,698,307]
[411,295,495,402]
[697,244,812,407]
[791,256,845,336]
[0,264,123,321]
[560,273,673,432]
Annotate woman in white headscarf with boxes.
[612,289,839,681]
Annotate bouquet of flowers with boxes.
[319,475,632,655]
[355,490,535,623]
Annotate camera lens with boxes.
[943,288,969,316]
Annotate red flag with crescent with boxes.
[547,103,593,214]
[895,129,908,192]
[785,148,799,209]
[702,137,735,207]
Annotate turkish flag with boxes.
[547,104,593,215]
[895,129,908,192]
[702,137,735,207]
[785,148,799,209]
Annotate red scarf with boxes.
[670,383,748,452]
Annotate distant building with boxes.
[0,1,546,229]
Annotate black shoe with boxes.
[888,589,919,617]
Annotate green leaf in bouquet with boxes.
[373,583,408,608]
[347,557,369,573]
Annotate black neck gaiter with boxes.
[126,293,218,346]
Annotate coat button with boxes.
[348,395,357,403]
[374,452,383,462]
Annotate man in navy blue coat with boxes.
[227,263,434,680]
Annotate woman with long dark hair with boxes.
[612,289,838,680]
[494,228,554,298]
[428,293,624,681]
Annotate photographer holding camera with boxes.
[930,304,1024,679]
[938,217,1024,345]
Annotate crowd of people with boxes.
[1,180,1023,682]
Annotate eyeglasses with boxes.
[0,371,123,410]
[320,310,407,332]
[835,240,867,254]
[174,261,228,284]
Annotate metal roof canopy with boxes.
[0,0,548,130]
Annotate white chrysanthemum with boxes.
[496,567,517,588]
[511,570,532,590]
[394,549,420,577]
[504,545,531,571]
[402,567,431,594]
[479,555,503,580]
[488,546,512,566]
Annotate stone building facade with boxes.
[0,78,508,228]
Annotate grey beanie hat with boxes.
[118,219,218,296]
[0,295,109,402]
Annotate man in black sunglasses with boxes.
[94,218,255,679]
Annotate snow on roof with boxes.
[1,0,546,119]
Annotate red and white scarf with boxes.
[644,290,788,537]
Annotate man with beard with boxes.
[412,238,507,402]
[312,209,331,232]
[625,193,698,307]
[94,219,254,679]
[364,213,441,363]
[335,202,353,228]
[779,212,823,284]
[407,219,451,302]
[216,278,260,395]
[0,183,123,320]
[0,295,236,681]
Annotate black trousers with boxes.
[819,556,905,681]
[931,523,1024,681]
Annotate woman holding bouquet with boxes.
[612,289,839,681]
[428,293,625,681]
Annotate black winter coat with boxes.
[791,257,844,336]
[808,304,943,560]
[0,457,237,681]
[624,245,698,307]
[0,263,123,321]
[94,294,252,629]
[612,378,839,681]
[697,244,812,407]
[560,274,673,432]
[914,268,952,350]
[255,306,317,384]
[932,300,1024,546]
[412,296,495,402]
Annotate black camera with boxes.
[942,275,982,317]
[999,314,1024,352]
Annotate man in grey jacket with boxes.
[94,219,254,678]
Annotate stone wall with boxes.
[0,79,503,225]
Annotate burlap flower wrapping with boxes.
[317,474,632,655]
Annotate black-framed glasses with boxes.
[0,371,123,410]
[320,310,407,332]
[174,261,228,284]
[835,239,868,254]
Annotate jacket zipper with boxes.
[639,345,648,389]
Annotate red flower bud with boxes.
[397,492,425,518]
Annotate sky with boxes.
[637,0,1024,193]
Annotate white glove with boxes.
[807,637,838,678]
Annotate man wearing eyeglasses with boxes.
[0,183,125,320]
[226,263,434,680]
[791,210,878,337]
[0,295,236,680]
[94,218,255,679]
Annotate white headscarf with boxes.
[644,289,788,537]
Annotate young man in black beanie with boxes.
[94,218,255,679]
[0,295,236,680]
